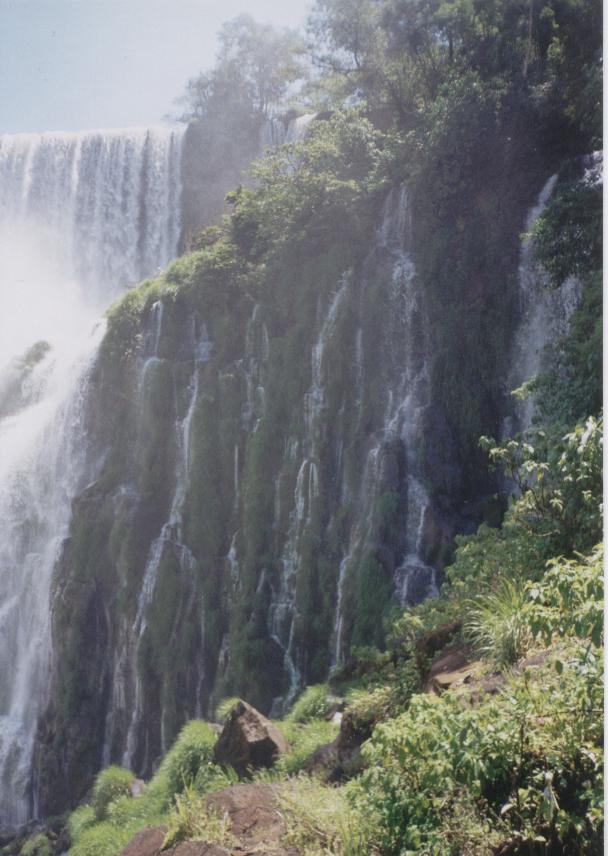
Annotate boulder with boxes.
[425,644,476,694]
[213,701,288,777]
[119,825,229,856]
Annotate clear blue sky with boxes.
[0,0,311,133]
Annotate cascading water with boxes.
[259,113,317,149]
[0,125,184,826]
[505,171,590,433]
[330,186,437,666]
[105,314,212,773]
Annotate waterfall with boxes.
[330,186,437,665]
[505,174,584,433]
[0,125,184,827]
[259,113,317,149]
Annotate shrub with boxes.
[68,804,96,842]
[91,766,135,821]
[287,684,333,723]
[153,720,218,798]
[465,578,532,666]
[20,835,51,856]
[526,543,604,648]
[214,696,242,724]
[69,821,132,856]
[161,785,234,850]
[358,648,603,854]
[276,720,339,775]
[278,775,374,855]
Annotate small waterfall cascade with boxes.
[505,170,590,433]
[0,126,184,827]
[102,312,212,773]
[259,114,317,149]
[269,283,347,713]
[331,186,437,667]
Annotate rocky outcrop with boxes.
[213,703,288,777]
[304,707,374,782]
[425,644,476,694]
[120,826,227,856]
[119,784,298,856]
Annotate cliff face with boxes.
[31,132,557,815]
[0,107,585,823]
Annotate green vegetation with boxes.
[153,721,220,797]
[91,767,135,821]
[287,684,334,723]
[66,722,234,856]
[20,837,51,856]
[276,720,339,775]
[161,787,234,851]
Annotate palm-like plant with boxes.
[465,578,532,667]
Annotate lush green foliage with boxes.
[287,684,334,723]
[308,0,602,145]
[228,111,384,263]
[20,836,51,856]
[527,544,604,649]
[91,766,135,821]
[67,722,232,856]
[465,578,532,666]
[358,643,603,854]
[277,720,339,775]
[154,721,221,798]
[161,786,234,851]
[481,415,603,556]
[278,775,374,855]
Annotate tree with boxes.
[179,15,306,125]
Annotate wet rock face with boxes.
[213,702,288,777]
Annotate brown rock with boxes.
[173,844,229,856]
[119,825,166,856]
[119,783,300,856]
[213,702,288,777]
[206,783,294,854]
[118,824,229,856]
[425,644,476,694]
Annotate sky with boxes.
[0,0,312,134]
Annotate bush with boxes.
[69,821,132,856]
[154,720,218,797]
[287,684,333,723]
[465,578,532,666]
[91,766,135,821]
[358,647,603,855]
[526,543,604,648]
[276,720,339,775]
[214,696,242,724]
[20,835,51,856]
[161,785,234,850]
[68,804,96,842]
